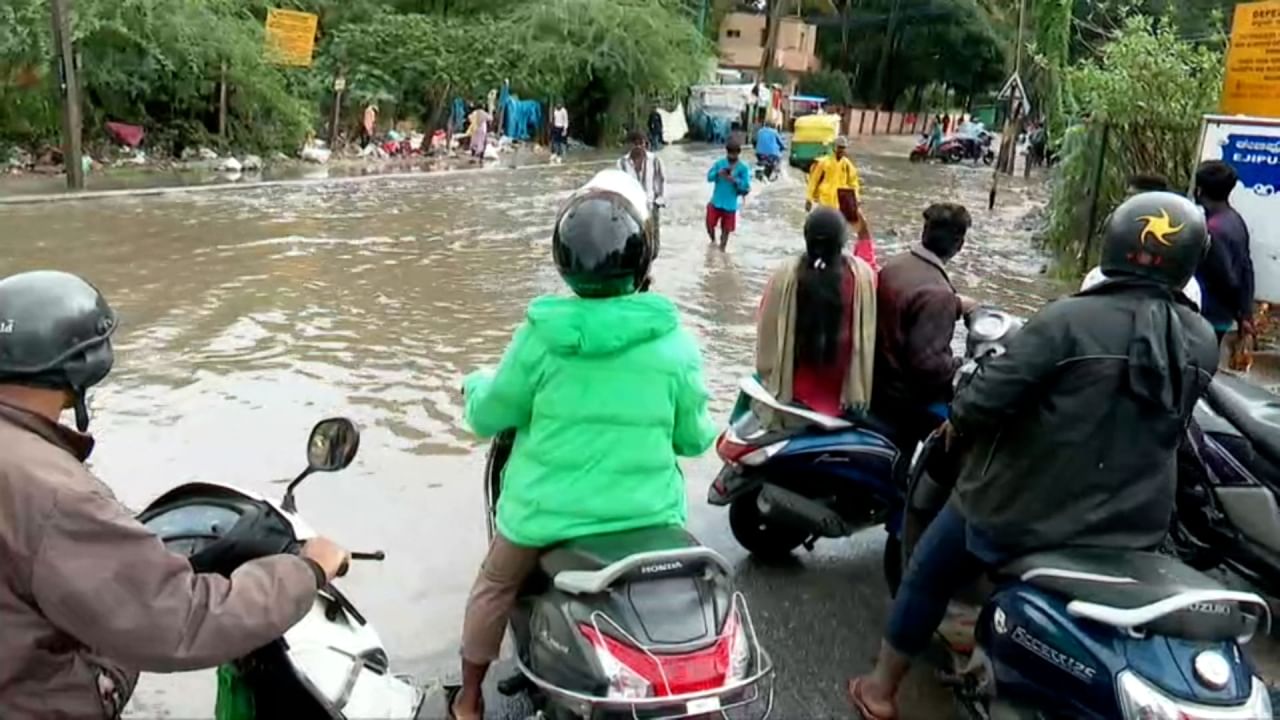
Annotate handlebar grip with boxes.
[336,559,349,578]
[352,551,386,561]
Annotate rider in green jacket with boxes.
[452,170,718,720]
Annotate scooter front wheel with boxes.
[729,489,809,560]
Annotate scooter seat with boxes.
[1205,374,1280,467]
[999,549,1266,641]
[538,526,701,578]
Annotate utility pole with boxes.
[988,0,1026,209]
[49,0,84,190]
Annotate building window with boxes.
[726,29,741,38]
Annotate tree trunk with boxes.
[758,0,786,82]
[873,0,901,109]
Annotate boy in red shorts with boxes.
[705,138,751,250]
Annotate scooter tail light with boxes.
[1116,670,1270,720]
[715,432,755,465]
[578,616,743,697]
[579,625,654,699]
[739,440,789,467]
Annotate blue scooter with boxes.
[706,308,1021,590]
[904,426,1273,718]
[893,320,1274,718]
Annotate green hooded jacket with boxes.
[463,292,718,548]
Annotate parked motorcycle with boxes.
[902,418,1274,719]
[136,418,424,719]
[1172,372,1280,596]
[910,131,996,165]
[483,431,774,720]
[707,307,1023,584]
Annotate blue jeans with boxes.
[886,504,996,656]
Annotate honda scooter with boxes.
[902,423,1273,719]
[1172,372,1280,595]
[484,431,774,719]
[707,307,1023,583]
[137,418,424,719]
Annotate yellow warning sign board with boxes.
[1221,0,1280,118]
[264,8,318,67]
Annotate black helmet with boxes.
[1100,192,1208,290]
[0,271,116,431]
[803,206,848,263]
[552,170,656,298]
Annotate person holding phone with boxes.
[705,138,752,250]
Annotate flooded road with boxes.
[2,138,1064,718]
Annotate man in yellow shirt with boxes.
[806,136,862,211]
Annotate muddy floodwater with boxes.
[2,138,1075,717]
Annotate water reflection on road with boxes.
[1,139,1063,718]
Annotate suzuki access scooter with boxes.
[1172,372,1280,596]
[136,418,424,719]
[706,307,1022,585]
[901,422,1274,719]
[483,431,774,720]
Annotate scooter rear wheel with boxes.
[729,488,808,560]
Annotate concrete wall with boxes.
[841,109,962,137]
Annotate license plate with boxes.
[686,697,722,715]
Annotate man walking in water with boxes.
[618,130,666,248]
[551,102,569,163]
[706,138,751,251]
[806,136,862,212]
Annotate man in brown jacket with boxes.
[871,203,976,450]
[0,270,351,719]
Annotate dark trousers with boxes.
[886,504,991,656]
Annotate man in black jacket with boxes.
[849,192,1219,720]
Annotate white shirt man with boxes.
[617,133,666,245]
[552,106,569,132]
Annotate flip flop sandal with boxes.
[444,686,484,720]
[847,677,898,720]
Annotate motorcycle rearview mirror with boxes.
[281,418,361,512]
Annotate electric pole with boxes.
[49,0,84,190]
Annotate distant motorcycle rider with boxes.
[849,192,1219,719]
[0,270,349,719]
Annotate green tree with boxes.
[1042,14,1224,271]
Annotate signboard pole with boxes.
[49,0,84,190]
[218,62,229,139]
[329,72,346,149]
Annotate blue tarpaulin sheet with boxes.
[501,95,543,140]
[791,95,827,105]
[450,98,466,131]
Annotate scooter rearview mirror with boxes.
[281,418,361,513]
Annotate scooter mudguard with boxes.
[979,583,1255,716]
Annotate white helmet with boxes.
[1081,266,1202,310]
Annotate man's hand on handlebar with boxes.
[301,537,351,582]
[958,294,980,316]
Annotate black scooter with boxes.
[1172,373,1280,595]
[483,431,774,719]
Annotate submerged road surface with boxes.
[2,139,1168,719]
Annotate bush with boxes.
[1041,15,1224,272]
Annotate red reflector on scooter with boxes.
[579,619,735,696]
[716,432,755,465]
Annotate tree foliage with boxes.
[1042,14,1224,271]
[797,69,853,106]
[0,0,711,153]
[813,0,1007,109]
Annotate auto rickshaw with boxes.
[789,113,840,172]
